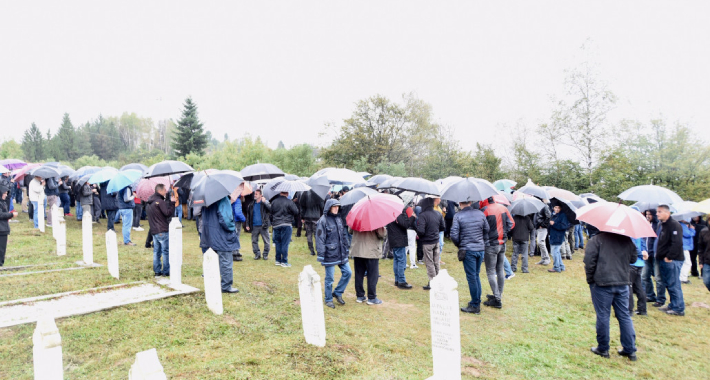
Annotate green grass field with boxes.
[1,214,709,379]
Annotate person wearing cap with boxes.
[0,183,18,266]
[316,199,351,308]
[416,195,446,290]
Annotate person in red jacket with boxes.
[480,197,515,309]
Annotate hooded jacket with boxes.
[44,177,59,197]
[387,208,414,248]
[271,194,299,228]
[0,186,13,235]
[655,216,684,261]
[200,197,240,252]
[416,198,445,245]
[480,198,515,246]
[681,222,696,251]
[145,192,175,235]
[584,232,638,286]
[99,182,118,211]
[246,198,271,229]
[79,183,93,206]
[450,204,489,252]
[316,199,350,266]
[299,190,325,221]
[511,214,534,243]
[231,197,246,224]
[548,211,570,245]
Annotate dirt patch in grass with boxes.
[462,356,485,377]
[691,302,710,309]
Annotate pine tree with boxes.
[20,123,45,162]
[171,96,207,157]
[55,113,76,161]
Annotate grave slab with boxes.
[426,269,461,380]
[298,265,326,347]
[33,316,63,380]
[203,249,223,315]
[129,348,167,380]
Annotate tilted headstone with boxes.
[56,219,66,256]
[51,205,60,240]
[33,316,63,380]
[202,249,223,315]
[38,195,45,233]
[169,218,183,288]
[128,348,167,380]
[426,269,461,380]
[298,265,326,347]
[82,209,93,265]
[105,229,119,279]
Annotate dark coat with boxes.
[44,177,59,196]
[583,232,637,286]
[644,210,659,255]
[271,195,299,227]
[246,199,271,229]
[450,205,489,252]
[480,199,515,246]
[299,190,324,221]
[145,192,175,235]
[200,198,240,252]
[691,218,708,251]
[548,212,570,245]
[117,187,135,210]
[316,199,350,266]
[655,216,684,261]
[416,198,445,245]
[79,183,93,206]
[697,226,710,266]
[387,209,413,248]
[99,183,118,211]
[0,193,12,236]
[511,214,534,242]
[534,204,551,229]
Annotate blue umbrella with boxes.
[493,179,517,193]
[88,167,119,184]
[107,169,143,194]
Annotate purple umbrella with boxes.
[0,159,27,170]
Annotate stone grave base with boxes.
[0,263,61,272]
[74,261,103,268]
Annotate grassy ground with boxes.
[1,213,709,379]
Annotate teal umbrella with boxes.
[88,167,119,185]
[107,169,143,194]
[493,179,517,193]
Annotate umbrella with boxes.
[549,197,577,223]
[144,160,194,178]
[576,202,657,238]
[313,168,367,185]
[0,166,9,174]
[511,190,534,201]
[493,179,517,193]
[29,166,61,179]
[631,201,676,212]
[269,180,311,194]
[378,176,403,189]
[693,199,710,214]
[70,166,102,181]
[57,165,75,178]
[571,198,589,208]
[517,179,550,200]
[135,176,171,200]
[618,185,683,205]
[283,174,301,181]
[174,172,195,190]
[76,173,94,188]
[498,190,514,203]
[672,201,702,221]
[368,174,393,185]
[435,176,463,191]
[391,177,440,196]
[346,193,404,232]
[192,170,245,207]
[492,194,511,206]
[509,198,546,216]
[580,193,605,204]
[547,187,581,202]
[240,163,284,181]
[0,159,27,170]
[339,187,379,206]
[241,182,253,196]
[305,174,331,200]
[440,177,498,203]
[107,169,142,194]
[120,163,148,173]
[42,162,60,168]
[13,163,40,182]
[88,167,119,184]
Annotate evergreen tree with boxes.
[171,97,207,156]
[55,113,77,161]
[20,123,45,162]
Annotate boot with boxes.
[253,253,261,260]
[308,242,315,256]
[262,253,269,261]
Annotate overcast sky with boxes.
[1,1,708,152]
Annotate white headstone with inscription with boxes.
[298,265,326,347]
[202,249,223,315]
[56,219,66,256]
[105,229,119,279]
[128,348,167,380]
[33,316,63,380]
[82,209,93,265]
[38,195,45,233]
[169,217,183,287]
[426,269,461,380]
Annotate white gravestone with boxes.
[202,249,223,315]
[128,348,167,380]
[82,209,93,265]
[56,219,66,256]
[426,269,462,380]
[51,205,60,239]
[38,195,45,233]
[33,316,63,380]
[169,218,183,288]
[105,229,119,279]
[298,265,326,347]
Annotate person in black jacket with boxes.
[145,184,175,277]
[510,214,534,273]
[690,215,708,277]
[270,192,300,267]
[584,231,638,361]
[653,205,685,315]
[387,204,415,289]
[0,184,18,266]
[299,190,324,255]
[643,209,660,303]
[697,224,710,292]
[100,182,118,231]
[58,176,72,217]
[534,201,551,265]
[245,189,271,260]
[416,197,446,290]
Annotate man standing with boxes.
[584,231,639,361]
[451,201,489,314]
[231,195,246,262]
[387,202,415,289]
[697,223,710,292]
[100,182,118,231]
[146,184,174,277]
[480,197,514,309]
[653,205,685,316]
[534,200,552,265]
[548,205,571,273]
[316,199,351,308]
[271,191,300,267]
[299,189,324,256]
[117,186,136,246]
[416,196,446,290]
[200,194,240,294]
[510,213,534,273]
[245,189,271,260]
[44,176,59,228]
[28,176,43,229]
[643,210,659,304]
[58,176,72,217]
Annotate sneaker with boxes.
[634,310,647,316]
[124,242,136,246]
[505,273,515,280]
[281,263,292,268]
[410,264,418,269]
[253,255,262,260]
[681,280,691,285]
[665,309,685,316]
[486,294,495,300]
[461,305,480,314]
[423,282,431,291]
[334,295,346,305]
[417,260,424,265]
[325,301,335,309]
[133,226,144,231]
[65,213,74,217]
[366,298,383,305]
[397,282,413,289]
[275,261,282,266]
[536,260,550,265]
[356,296,366,303]
[522,270,530,273]
[547,269,560,273]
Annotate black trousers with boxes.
[690,248,699,277]
[0,234,7,266]
[629,266,647,313]
[417,239,424,261]
[445,218,453,238]
[106,210,117,231]
[133,204,143,228]
[354,257,379,300]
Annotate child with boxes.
[0,184,19,266]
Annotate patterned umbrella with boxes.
[136,176,171,200]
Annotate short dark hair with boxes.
[658,204,670,212]
[155,184,166,193]
[255,189,262,195]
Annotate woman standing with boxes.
[0,184,19,266]
[350,226,387,305]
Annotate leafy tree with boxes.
[0,140,23,159]
[171,97,207,157]
[20,123,46,162]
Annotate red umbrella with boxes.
[12,163,40,182]
[346,193,404,232]
[136,176,171,200]
[575,202,657,239]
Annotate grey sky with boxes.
[1,1,708,152]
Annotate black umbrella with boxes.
[305,174,331,200]
[550,197,577,223]
[509,198,546,216]
[440,177,498,203]
[76,173,94,187]
[30,166,61,179]
[368,174,393,185]
[174,173,194,190]
[339,187,378,206]
[390,177,440,196]
[191,171,244,207]
[240,163,284,181]
[121,163,148,172]
[144,160,194,178]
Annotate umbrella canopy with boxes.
[241,181,254,196]
[576,202,657,238]
[630,201,676,212]
[313,168,367,185]
[339,187,379,206]
[618,185,683,205]
[368,174,393,185]
[378,176,403,189]
[107,169,142,194]
[42,162,60,168]
[509,198,546,216]
[144,160,194,178]
[0,159,27,170]
[672,201,702,221]
[580,193,606,204]
[571,198,589,208]
[70,166,102,181]
[57,165,75,178]
[270,179,311,194]
[512,190,535,201]
[435,176,463,192]
[174,172,194,190]
[353,181,377,189]
[120,163,148,172]
[135,176,171,200]
[0,166,9,174]
[305,174,331,200]
[693,199,710,214]
[356,171,371,178]
[282,174,301,181]
[76,173,94,188]
[492,194,511,206]
[549,197,577,223]
[240,163,284,181]
[498,190,514,203]
[30,166,61,179]
[493,179,517,193]
[547,187,581,202]
[517,179,550,200]
[346,193,404,232]
[440,177,498,203]
[12,163,40,182]
[88,167,119,184]
[391,177,440,196]
[192,171,245,208]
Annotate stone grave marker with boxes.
[51,204,60,240]
[56,219,66,256]
[298,265,326,347]
[128,348,167,380]
[426,269,461,380]
[38,195,45,233]
[169,217,182,288]
[105,229,119,279]
[33,316,63,380]
[82,209,93,265]
[202,249,223,315]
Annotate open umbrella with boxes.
[630,201,675,212]
[571,198,589,208]
[107,169,142,194]
[135,176,171,200]
[339,187,379,206]
[241,182,254,196]
[576,202,657,238]
[493,179,517,193]
[618,185,683,205]
[192,171,244,207]
[305,174,331,200]
[88,167,119,184]
[672,201,702,221]
[547,187,581,202]
[368,174,393,185]
[29,166,61,179]
[76,173,94,188]
[144,160,194,178]
[70,166,102,181]
[12,163,40,182]
[492,194,511,206]
[0,166,9,174]
[440,177,498,203]
[346,193,404,232]
[518,179,550,200]
[549,197,577,223]
[391,177,440,196]
[313,168,367,185]
[269,179,311,194]
[509,198,546,216]
[240,163,284,181]
[435,176,463,192]
[693,199,710,214]
[0,159,27,170]
[378,176,403,189]
[120,163,148,173]
[57,165,75,178]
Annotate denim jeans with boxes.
[76,202,83,221]
[641,257,656,302]
[590,284,636,353]
[660,259,685,313]
[574,224,584,248]
[153,232,170,276]
[31,201,39,228]
[654,257,667,305]
[59,193,71,214]
[176,205,183,223]
[324,262,352,303]
[702,266,710,292]
[392,246,407,283]
[118,209,133,244]
[215,249,234,291]
[106,210,117,231]
[438,231,444,254]
[551,244,565,272]
[463,250,485,307]
[273,225,293,264]
[503,256,512,277]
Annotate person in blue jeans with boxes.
[270,191,300,267]
[200,194,240,294]
[316,199,352,308]
[548,205,570,273]
[387,203,415,289]
[653,205,685,316]
[574,224,585,249]
[584,231,638,361]
[117,186,135,246]
[145,184,175,277]
[642,210,659,302]
[450,201,489,314]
